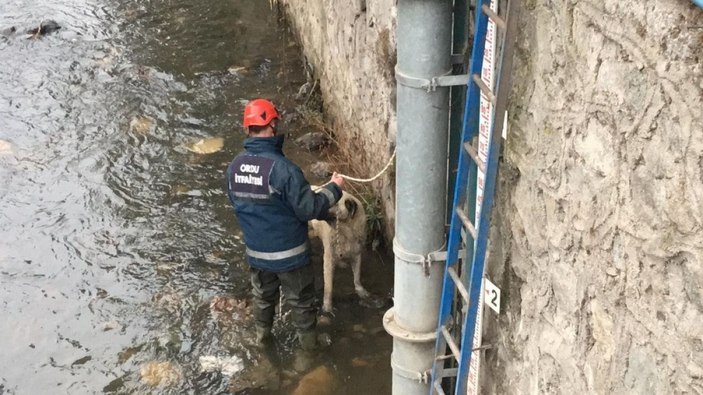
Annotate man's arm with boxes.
[282,166,343,222]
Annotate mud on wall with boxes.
[279,0,703,393]
[276,0,398,239]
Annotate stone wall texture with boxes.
[486,1,703,393]
[280,0,703,393]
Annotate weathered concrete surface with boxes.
[280,0,703,393]
[485,1,703,394]
[277,0,397,238]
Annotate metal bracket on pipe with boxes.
[393,238,465,277]
[395,66,470,92]
[390,353,430,384]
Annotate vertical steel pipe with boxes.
[386,1,453,394]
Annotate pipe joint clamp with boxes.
[393,238,464,277]
[395,66,456,92]
[390,352,430,384]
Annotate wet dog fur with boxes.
[309,190,370,313]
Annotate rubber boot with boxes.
[298,330,318,352]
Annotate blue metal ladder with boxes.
[430,0,520,394]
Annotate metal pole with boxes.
[384,1,452,394]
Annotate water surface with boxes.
[0,1,392,393]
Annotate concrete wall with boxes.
[280,0,703,393]
[277,0,397,239]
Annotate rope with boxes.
[337,150,396,183]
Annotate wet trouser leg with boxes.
[278,263,317,333]
[250,268,280,330]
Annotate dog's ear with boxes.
[345,199,358,219]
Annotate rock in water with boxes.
[140,361,182,387]
[26,20,61,36]
[186,137,224,154]
[292,365,336,395]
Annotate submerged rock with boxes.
[186,137,224,154]
[140,361,181,387]
[292,365,336,395]
[295,132,329,151]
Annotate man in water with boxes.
[225,98,343,350]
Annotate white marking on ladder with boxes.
[470,0,499,393]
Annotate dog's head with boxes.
[330,192,360,221]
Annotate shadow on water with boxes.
[0,0,392,394]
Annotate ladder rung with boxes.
[441,326,461,361]
[433,379,446,395]
[463,141,486,174]
[442,368,458,378]
[447,266,469,303]
[455,207,477,240]
[472,74,496,104]
[481,4,506,30]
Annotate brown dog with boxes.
[309,190,370,314]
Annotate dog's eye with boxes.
[344,200,358,218]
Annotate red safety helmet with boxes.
[243,99,279,128]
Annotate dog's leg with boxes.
[321,233,335,314]
[351,253,370,299]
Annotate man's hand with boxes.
[330,172,344,189]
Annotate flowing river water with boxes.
[0,0,393,393]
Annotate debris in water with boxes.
[228,65,248,75]
[140,361,182,387]
[129,116,153,134]
[0,140,13,154]
[186,137,224,154]
[199,355,244,377]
